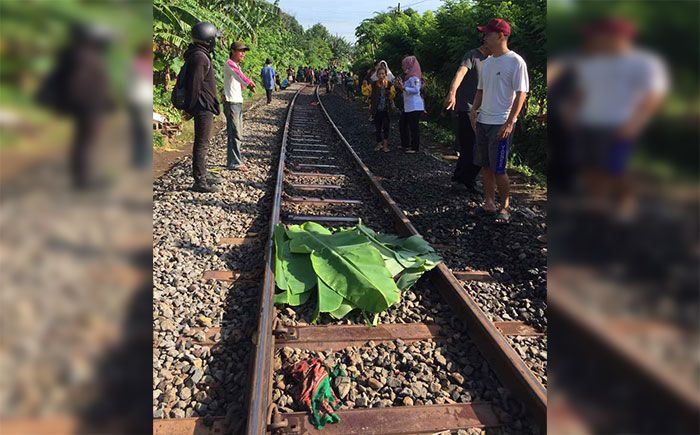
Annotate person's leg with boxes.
[230,103,244,169]
[381,111,390,151]
[266,88,272,104]
[224,102,237,168]
[399,112,409,149]
[374,112,383,145]
[482,167,497,210]
[70,112,99,188]
[192,112,213,186]
[490,125,513,211]
[383,111,391,144]
[463,113,480,188]
[129,105,150,169]
[474,123,496,211]
[409,111,420,151]
[453,111,470,184]
[495,172,511,210]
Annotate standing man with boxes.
[183,22,223,193]
[261,58,275,104]
[445,39,491,194]
[223,41,256,172]
[470,18,529,223]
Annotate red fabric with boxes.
[477,18,512,36]
[291,358,336,418]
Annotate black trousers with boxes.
[399,111,421,151]
[452,111,481,187]
[192,112,213,186]
[374,110,390,142]
[265,88,273,104]
[70,111,101,188]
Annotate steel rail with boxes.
[314,86,547,426]
[245,85,305,435]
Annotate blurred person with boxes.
[260,58,275,104]
[223,41,256,172]
[179,21,222,193]
[370,67,396,153]
[395,55,424,154]
[469,18,529,223]
[36,22,114,190]
[127,42,152,169]
[345,72,356,99]
[444,38,492,195]
[567,18,668,219]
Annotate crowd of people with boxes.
[176,18,531,223]
[356,18,529,223]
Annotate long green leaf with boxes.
[318,277,344,313]
[310,244,399,313]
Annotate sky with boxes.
[277,0,445,43]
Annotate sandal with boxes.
[476,206,497,216]
[495,208,511,224]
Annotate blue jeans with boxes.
[224,102,243,168]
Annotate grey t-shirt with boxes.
[455,48,488,112]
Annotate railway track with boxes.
[154,84,546,434]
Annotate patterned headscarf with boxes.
[401,56,422,80]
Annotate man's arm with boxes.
[498,91,527,140]
[618,92,664,139]
[445,66,468,110]
[468,89,483,130]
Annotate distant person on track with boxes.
[181,22,223,193]
[370,67,395,153]
[261,58,275,104]
[345,72,356,99]
[470,19,529,223]
[395,56,424,154]
[296,66,304,83]
[444,39,492,195]
[223,41,256,172]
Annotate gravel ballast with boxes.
[152,86,299,420]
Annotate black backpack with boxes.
[171,61,189,110]
[171,54,211,111]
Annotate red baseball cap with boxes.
[582,18,636,38]
[477,18,511,36]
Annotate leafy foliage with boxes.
[153,0,352,120]
[273,222,441,324]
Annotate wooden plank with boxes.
[281,403,500,434]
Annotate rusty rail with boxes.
[314,86,547,425]
[245,85,305,435]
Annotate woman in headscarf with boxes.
[395,55,424,153]
[370,60,395,83]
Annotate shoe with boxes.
[191,183,219,193]
[207,173,223,184]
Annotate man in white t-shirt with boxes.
[470,18,529,223]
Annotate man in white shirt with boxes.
[223,41,256,171]
[470,18,529,223]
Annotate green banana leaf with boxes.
[273,221,442,321]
